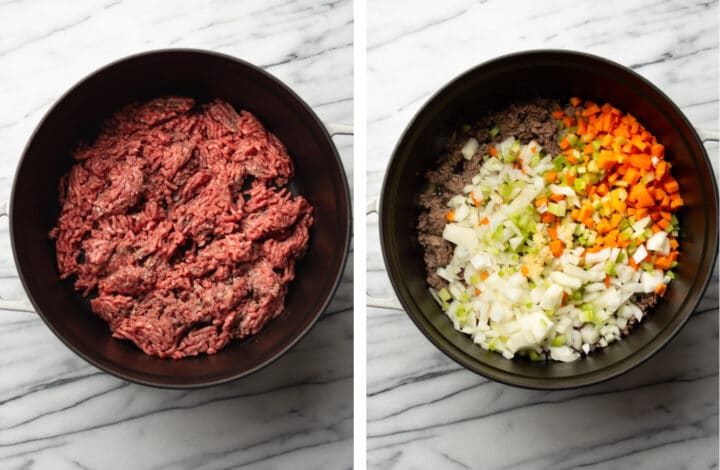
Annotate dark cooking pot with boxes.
[2,49,351,388]
[375,50,718,389]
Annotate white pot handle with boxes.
[325,123,354,137]
[366,196,403,310]
[0,201,36,313]
[697,128,720,143]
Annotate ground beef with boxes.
[417,98,563,290]
[50,97,313,359]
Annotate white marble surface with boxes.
[0,1,353,469]
[366,1,718,469]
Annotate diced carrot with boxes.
[475,288,482,295]
[611,199,626,212]
[547,226,558,240]
[471,193,483,206]
[562,116,575,128]
[559,136,570,150]
[622,167,639,185]
[670,196,684,209]
[654,187,667,201]
[584,143,594,155]
[541,213,556,224]
[663,178,679,194]
[632,184,655,208]
[628,256,639,271]
[550,193,565,202]
[605,275,611,287]
[601,134,613,147]
[635,207,649,219]
[597,182,609,196]
[571,208,581,221]
[650,210,662,222]
[521,265,529,277]
[577,117,586,135]
[562,292,569,306]
[479,216,489,226]
[446,211,455,222]
[598,218,612,234]
[670,238,679,250]
[489,146,498,157]
[655,283,667,296]
[570,97,582,107]
[631,136,648,152]
[598,150,617,170]
[629,154,652,170]
[545,171,558,183]
[535,197,548,208]
[651,224,662,233]
[566,171,576,185]
[480,271,489,281]
[651,143,664,157]
[655,160,667,180]
[552,109,564,119]
[609,213,623,228]
[583,217,595,228]
[582,103,600,116]
[549,239,564,257]
[657,218,671,230]
[655,257,672,270]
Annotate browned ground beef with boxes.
[416,98,659,329]
[50,97,313,359]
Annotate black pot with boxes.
[4,49,352,388]
[377,50,718,389]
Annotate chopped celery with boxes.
[470,274,480,285]
[570,290,583,302]
[530,154,541,166]
[438,288,452,302]
[605,261,616,275]
[461,124,471,133]
[459,292,470,303]
[617,251,626,263]
[670,261,679,269]
[580,304,594,322]
[528,350,543,361]
[574,177,588,193]
[488,338,497,351]
[666,271,675,279]
[641,262,654,272]
[643,228,653,239]
[592,139,602,152]
[567,133,579,147]
[551,335,565,347]
[587,160,600,173]
[489,126,500,138]
[548,202,565,217]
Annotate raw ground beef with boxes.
[50,97,313,359]
[416,99,659,328]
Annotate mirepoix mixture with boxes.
[418,98,682,362]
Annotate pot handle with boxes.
[325,123,354,137]
[697,128,720,143]
[0,201,36,313]
[366,197,403,310]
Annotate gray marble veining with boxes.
[0,1,353,469]
[366,0,718,468]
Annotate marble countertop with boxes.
[0,1,353,469]
[366,0,718,468]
